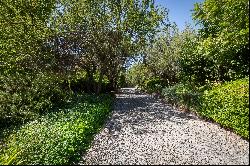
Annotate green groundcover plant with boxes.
[0,94,113,165]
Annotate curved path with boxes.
[79,88,249,165]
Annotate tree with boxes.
[145,23,181,85]
[55,0,166,93]
[0,0,61,125]
[192,0,249,82]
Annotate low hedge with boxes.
[161,78,249,138]
[199,78,249,138]
[0,94,113,165]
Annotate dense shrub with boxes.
[0,94,113,165]
[117,74,127,88]
[179,0,249,85]
[126,63,154,88]
[144,78,167,93]
[161,83,200,110]
[0,73,70,128]
[0,0,61,127]
[161,79,249,138]
[0,68,114,128]
[179,49,216,86]
[199,78,249,138]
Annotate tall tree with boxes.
[54,0,166,93]
[192,0,249,81]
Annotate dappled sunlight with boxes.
[80,88,249,165]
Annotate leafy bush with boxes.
[199,78,249,138]
[0,94,113,165]
[125,63,154,88]
[181,0,249,85]
[0,73,70,128]
[68,72,116,93]
[161,83,200,110]
[161,79,249,138]
[179,49,217,86]
[117,74,127,88]
[144,78,167,93]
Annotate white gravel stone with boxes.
[78,88,249,165]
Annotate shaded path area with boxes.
[79,88,249,165]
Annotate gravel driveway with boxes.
[79,88,249,165]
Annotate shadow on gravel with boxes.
[105,88,197,135]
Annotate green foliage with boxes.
[199,78,249,138]
[126,63,154,88]
[117,74,127,88]
[145,24,184,85]
[161,83,200,110]
[0,72,71,127]
[126,25,199,89]
[126,65,167,93]
[193,0,249,47]
[179,45,216,86]
[187,0,249,83]
[174,0,249,86]
[1,0,166,126]
[144,78,166,93]
[60,0,166,93]
[0,0,62,126]
[0,94,113,165]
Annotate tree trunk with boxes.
[109,76,116,91]
[96,69,104,94]
[87,67,96,92]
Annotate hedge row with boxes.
[161,78,249,138]
[199,78,249,138]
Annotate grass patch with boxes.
[0,94,113,165]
